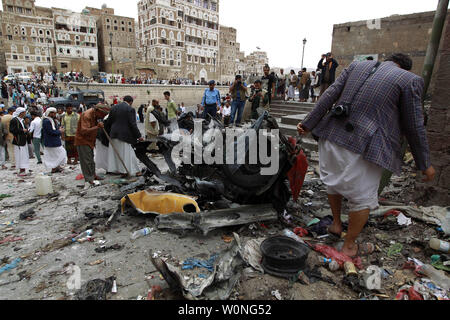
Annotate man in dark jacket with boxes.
[9,107,29,176]
[105,96,143,177]
[42,107,67,173]
[318,52,339,97]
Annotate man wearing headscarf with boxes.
[42,107,67,173]
[75,103,110,187]
[9,107,29,176]
[1,107,15,167]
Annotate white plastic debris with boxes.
[112,280,117,293]
[397,213,412,226]
[271,290,282,300]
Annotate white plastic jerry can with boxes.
[35,173,53,196]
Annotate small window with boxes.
[61,62,68,68]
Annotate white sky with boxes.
[34,0,441,69]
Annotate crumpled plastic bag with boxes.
[372,206,450,235]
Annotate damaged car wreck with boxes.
[115,112,311,300]
[123,111,309,236]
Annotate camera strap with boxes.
[344,61,381,105]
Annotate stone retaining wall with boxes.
[70,82,230,108]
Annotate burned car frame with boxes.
[130,112,308,218]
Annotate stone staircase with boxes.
[270,101,318,152]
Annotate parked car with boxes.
[48,89,105,110]
[3,74,16,82]
[15,72,32,82]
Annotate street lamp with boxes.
[46,37,53,72]
[109,32,115,83]
[301,38,307,69]
[213,52,217,77]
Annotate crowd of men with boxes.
[0,52,436,258]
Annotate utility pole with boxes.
[422,0,449,100]
[109,32,115,83]
[301,38,307,70]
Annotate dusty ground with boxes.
[0,124,447,300]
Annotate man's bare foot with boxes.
[341,242,359,258]
[328,222,343,237]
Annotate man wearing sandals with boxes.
[297,54,435,258]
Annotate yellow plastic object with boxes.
[121,190,200,215]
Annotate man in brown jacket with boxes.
[299,68,311,102]
[75,103,110,187]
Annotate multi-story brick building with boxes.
[85,5,137,76]
[0,11,6,73]
[235,49,246,78]
[245,51,269,78]
[0,0,55,74]
[51,7,98,76]
[137,0,219,82]
[219,25,238,83]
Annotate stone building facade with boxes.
[235,50,246,78]
[85,5,137,75]
[245,51,269,78]
[51,7,98,76]
[331,10,450,89]
[219,25,238,83]
[0,12,6,73]
[0,0,55,74]
[137,0,219,82]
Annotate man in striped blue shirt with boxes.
[201,80,221,118]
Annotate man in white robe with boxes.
[105,96,143,178]
[42,108,67,173]
[9,107,29,176]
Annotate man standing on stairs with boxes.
[229,75,248,126]
[261,64,276,104]
[297,54,435,258]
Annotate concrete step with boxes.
[301,138,319,152]
[272,107,312,113]
[271,106,314,113]
[271,111,292,118]
[271,102,316,108]
[279,124,318,152]
[281,114,307,126]
[279,123,298,137]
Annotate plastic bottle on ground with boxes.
[72,229,93,242]
[318,256,340,271]
[429,238,450,253]
[131,227,153,241]
[420,264,450,291]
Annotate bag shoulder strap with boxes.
[344,61,381,105]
